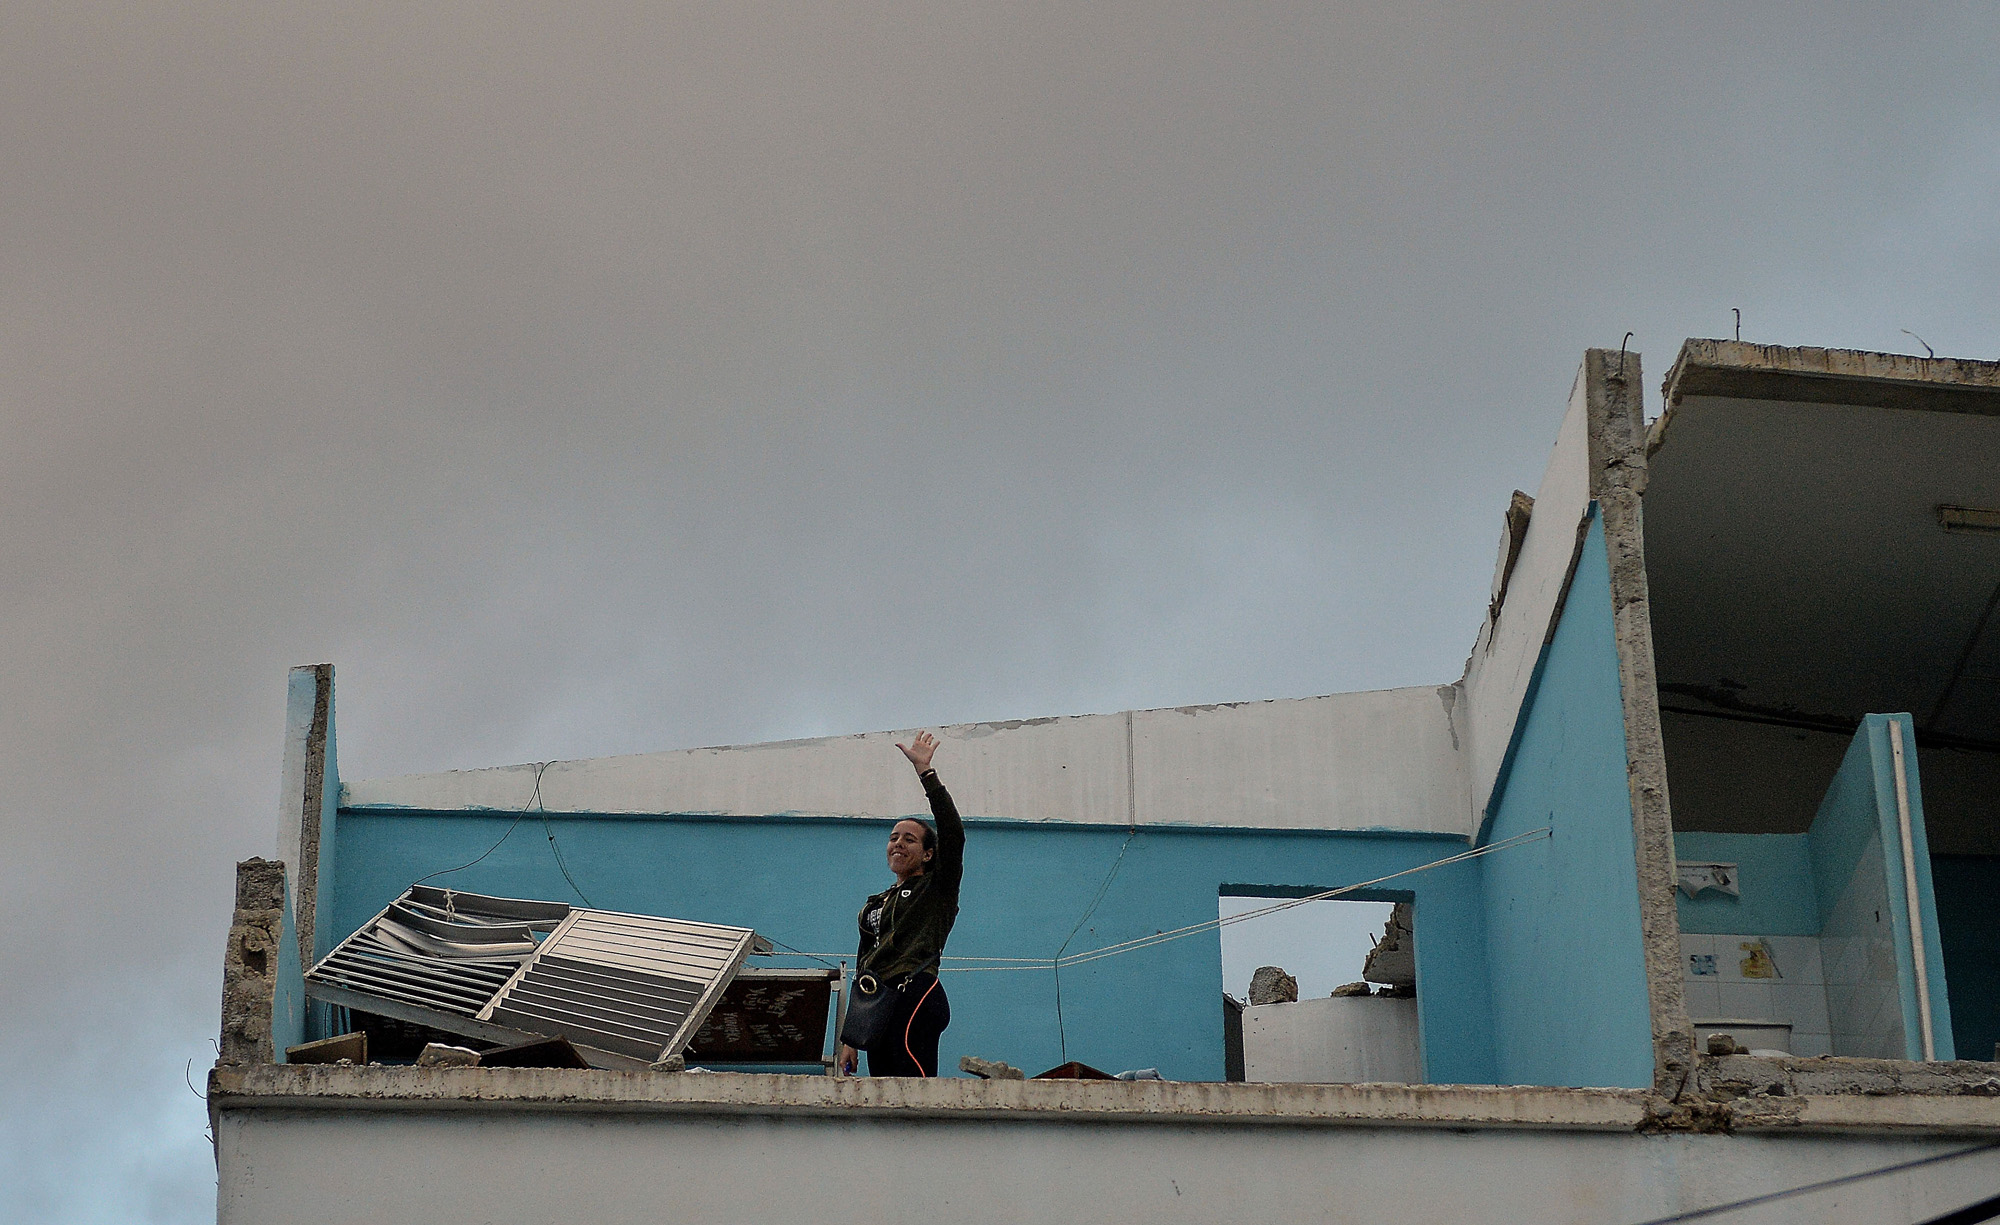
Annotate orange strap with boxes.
[903,977,942,1077]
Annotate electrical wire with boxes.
[755,936,842,970]
[1054,830,1136,1061]
[407,760,594,905]
[750,827,1552,975]
[411,762,551,889]
[958,827,1550,974]
[1621,1141,2000,1225]
[1056,826,1549,969]
[540,812,593,907]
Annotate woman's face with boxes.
[886,820,933,879]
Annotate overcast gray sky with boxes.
[3,3,1997,1218]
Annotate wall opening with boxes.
[1218,893,1420,1083]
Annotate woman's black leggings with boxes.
[863,973,950,1077]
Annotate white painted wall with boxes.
[1241,995,1421,1083]
[214,1107,2000,1225]
[1460,367,1597,827]
[342,688,1473,835]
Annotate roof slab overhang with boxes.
[1649,341,2000,762]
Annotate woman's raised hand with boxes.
[897,730,940,774]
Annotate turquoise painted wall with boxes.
[1806,724,1891,928]
[1673,833,1818,935]
[330,812,1501,1083]
[1478,508,1655,1089]
[1808,714,1954,1061]
[273,874,305,1059]
[1932,855,2000,1065]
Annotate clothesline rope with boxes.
[753,826,1553,973]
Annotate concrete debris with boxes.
[1692,1051,2000,1103]
[1330,981,1373,998]
[1706,1033,1746,1056]
[648,1054,688,1073]
[1115,1068,1163,1081]
[1361,902,1416,989]
[1248,966,1298,1005]
[415,1043,482,1068]
[959,1056,1026,1080]
[285,1031,367,1066]
[1378,983,1416,999]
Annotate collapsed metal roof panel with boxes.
[305,886,756,1068]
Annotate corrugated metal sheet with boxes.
[305,886,756,1068]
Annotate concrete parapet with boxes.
[207,1062,2000,1140]
[208,1064,1651,1131]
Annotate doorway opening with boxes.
[1217,893,1420,1083]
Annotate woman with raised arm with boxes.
[836,730,964,1077]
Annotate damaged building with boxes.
[210,340,2000,1224]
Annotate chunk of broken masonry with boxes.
[1330,981,1372,997]
[1248,965,1298,1005]
[415,1043,482,1068]
[648,1054,687,1073]
[1706,1033,1746,1056]
[959,1056,1026,1080]
[1362,901,1416,989]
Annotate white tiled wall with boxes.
[1680,933,1832,1057]
[1821,838,1907,1059]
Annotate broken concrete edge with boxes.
[1659,339,2000,424]
[1648,1052,2000,1135]
[1578,349,1697,1101]
[205,1063,2000,1137]
[1694,1053,2000,1100]
[219,858,290,1067]
[276,664,336,979]
[296,664,332,975]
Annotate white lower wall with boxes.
[1241,996,1422,1083]
[216,1109,2000,1225]
[339,687,1473,835]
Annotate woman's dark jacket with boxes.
[856,771,964,981]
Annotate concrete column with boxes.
[1577,348,1695,1095]
[275,663,337,974]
